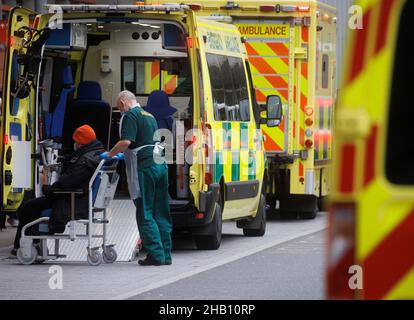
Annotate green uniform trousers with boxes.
[133,163,172,264]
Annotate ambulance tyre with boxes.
[279,194,318,220]
[298,196,318,220]
[194,204,222,250]
[243,195,266,237]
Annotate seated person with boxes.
[144,90,177,131]
[11,125,105,256]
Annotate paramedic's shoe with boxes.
[7,218,19,228]
[165,260,172,265]
[138,256,164,266]
[10,248,17,256]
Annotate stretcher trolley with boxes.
[17,158,121,266]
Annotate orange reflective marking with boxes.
[163,75,177,94]
[302,26,309,43]
[300,128,305,147]
[255,89,267,103]
[151,60,160,80]
[266,42,289,56]
[262,130,283,151]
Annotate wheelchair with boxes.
[17,158,121,266]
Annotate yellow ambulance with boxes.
[156,0,337,219]
[327,0,414,299]
[0,4,273,249]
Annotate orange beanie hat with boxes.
[72,125,96,145]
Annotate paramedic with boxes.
[11,125,105,256]
[104,90,172,266]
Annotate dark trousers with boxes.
[135,164,172,263]
[14,197,52,249]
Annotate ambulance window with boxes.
[10,52,20,116]
[222,57,240,121]
[386,0,414,185]
[229,57,250,122]
[121,58,148,94]
[206,53,226,121]
[121,57,189,95]
[322,54,329,89]
[206,53,250,122]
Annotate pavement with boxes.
[0,211,327,300]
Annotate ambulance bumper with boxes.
[171,184,220,229]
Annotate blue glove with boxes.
[114,153,125,160]
[99,151,111,160]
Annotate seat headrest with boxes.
[63,65,73,85]
[77,81,102,100]
[145,90,177,120]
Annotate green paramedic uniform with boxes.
[120,105,172,264]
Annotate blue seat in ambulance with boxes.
[72,81,111,148]
[44,65,75,142]
[144,90,177,131]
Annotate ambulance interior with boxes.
[34,20,193,204]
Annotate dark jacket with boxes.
[48,140,105,233]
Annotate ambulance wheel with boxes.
[17,245,37,265]
[87,250,102,266]
[103,247,117,264]
[243,195,266,237]
[194,204,222,250]
[300,210,317,220]
[298,195,318,220]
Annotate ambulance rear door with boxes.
[1,7,37,211]
[235,19,294,156]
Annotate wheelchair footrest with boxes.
[93,219,109,224]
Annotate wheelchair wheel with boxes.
[87,250,102,266]
[103,247,117,264]
[17,245,37,265]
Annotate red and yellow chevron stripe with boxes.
[145,60,178,94]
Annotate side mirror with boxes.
[263,95,283,127]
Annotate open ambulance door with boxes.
[1,7,37,211]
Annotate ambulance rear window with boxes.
[386,0,414,185]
